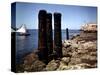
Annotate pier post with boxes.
[54,13,62,59]
[38,10,48,62]
[46,13,53,61]
[66,28,69,40]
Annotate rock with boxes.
[82,41,97,50]
[57,61,68,70]
[23,52,46,72]
[77,49,88,54]
[45,60,60,71]
[57,63,90,70]
[31,60,46,71]
[81,55,97,65]
[62,40,79,50]
[23,60,46,72]
[62,47,72,57]
[24,53,38,65]
[16,64,24,73]
[62,40,71,48]
[71,51,78,57]
[71,43,78,50]
[90,52,97,56]
[69,57,82,65]
[61,57,70,65]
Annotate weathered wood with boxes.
[54,13,62,58]
[66,28,69,40]
[38,10,48,61]
[46,13,53,61]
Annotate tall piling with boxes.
[66,28,69,40]
[46,13,53,61]
[38,10,48,62]
[54,13,62,59]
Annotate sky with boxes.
[12,2,97,29]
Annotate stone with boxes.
[23,60,46,72]
[69,57,82,65]
[24,53,38,65]
[61,57,70,65]
[57,63,90,70]
[62,40,72,48]
[83,41,97,50]
[62,47,72,57]
[45,60,60,71]
[81,55,97,65]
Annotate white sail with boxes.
[16,24,26,33]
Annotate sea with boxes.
[16,29,80,64]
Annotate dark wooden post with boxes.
[66,28,69,40]
[11,3,16,72]
[38,10,48,62]
[54,13,62,59]
[46,13,53,61]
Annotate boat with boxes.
[16,24,30,36]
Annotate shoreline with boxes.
[16,31,97,72]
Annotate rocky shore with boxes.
[16,31,97,73]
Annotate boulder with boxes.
[24,52,38,65]
[62,40,72,48]
[62,40,79,49]
[62,47,72,57]
[81,55,97,65]
[57,63,90,70]
[82,41,97,50]
[45,60,60,71]
[69,57,82,65]
[61,57,70,65]
[23,60,46,72]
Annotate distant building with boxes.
[81,23,97,32]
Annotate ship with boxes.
[16,24,30,36]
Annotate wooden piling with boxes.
[66,28,69,40]
[54,13,62,58]
[38,10,48,62]
[46,13,53,61]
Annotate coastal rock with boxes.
[77,49,88,54]
[62,40,79,49]
[57,61,68,70]
[82,41,97,50]
[57,63,90,70]
[62,47,72,57]
[69,57,82,65]
[23,60,46,72]
[24,52,39,65]
[61,57,70,65]
[81,55,97,65]
[62,40,72,48]
[45,60,60,71]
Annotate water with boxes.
[16,29,80,64]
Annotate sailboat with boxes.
[16,24,30,36]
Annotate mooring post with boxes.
[38,10,48,62]
[46,13,53,61]
[54,13,62,59]
[66,28,69,40]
